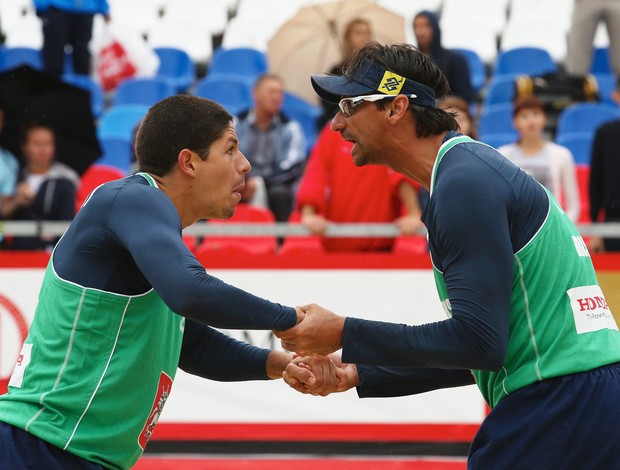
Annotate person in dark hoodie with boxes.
[412,10,476,103]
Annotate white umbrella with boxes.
[267,0,407,105]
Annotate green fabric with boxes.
[431,137,620,408]
[0,261,184,469]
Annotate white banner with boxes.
[0,267,485,426]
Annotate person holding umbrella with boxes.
[3,121,79,251]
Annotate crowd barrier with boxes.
[0,249,618,455]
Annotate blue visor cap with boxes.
[311,58,436,107]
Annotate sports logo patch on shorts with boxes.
[566,285,619,334]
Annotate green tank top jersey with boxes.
[0,261,185,469]
[431,136,620,408]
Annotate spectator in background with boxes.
[34,0,111,76]
[318,18,374,129]
[296,125,423,252]
[588,77,620,252]
[0,107,19,220]
[412,10,475,103]
[4,122,79,251]
[566,0,620,77]
[498,96,581,223]
[235,73,307,222]
[437,95,477,139]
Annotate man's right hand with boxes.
[283,354,358,396]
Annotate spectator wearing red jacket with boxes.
[296,125,422,252]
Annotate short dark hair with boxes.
[512,95,545,117]
[135,95,233,176]
[342,42,458,137]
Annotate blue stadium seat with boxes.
[97,104,149,141]
[154,47,196,92]
[208,47,268,81]
[494,47,558,78]
[555,132,594,165]
[483,74,517,107]
[593,73,616,104]
[479,132,519,149]
[453,47,487,93]
[194,74,253,116]
[590,47,611,75]
[0,46,42,71]
[113,77,177,107]
[95,137,134,174]
[477,103,515,136]
[555,102,620,138]
[282,91,321,153]
[62,73,105,118]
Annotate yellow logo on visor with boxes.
[378,71,405,95]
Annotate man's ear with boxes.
[177,149,196,176]
[387,94,410,122]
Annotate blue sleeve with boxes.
[342,147,515,371]
[178,319,271,381]
[108,185,297,331]
[356,365,475,398]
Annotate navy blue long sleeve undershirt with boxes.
[344,135,549,397]
[54,174,295,380]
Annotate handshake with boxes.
[271,303,358,396]
[281,353,358,396]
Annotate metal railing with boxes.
[1,220,620,238]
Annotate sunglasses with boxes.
[338,93,418,117]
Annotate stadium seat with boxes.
[148,19,213,64]
[441,0,507,35]
[452,48,487,94]
[482,74,518,107]
[209,47,268,82]
[62,73,105,118]
[441,19,498,65]
[75,164,126,211]
[97,104,149,141]
[105,3,160,37]
[194,74,254,116]
[378,0,443,17]
[0,46,42,71]
[113,76,176,107]
[593,73,616,104]
[95,137,133,174]
[277,211,324,256]
[575,164,591,223]
[477,103,515,136]
[479,132,518,149]
[500,18,567,64]
[282,91,321,153]
[494,47,558,78]
[163,0,229,36]
[555,102,620,138]
[196,204,278,255]
[508,0,573,34]
[590,47,612,75]
[2,12,42,48]
[392,235,428,256]
[154,47,196,92]
[555,132,594,166]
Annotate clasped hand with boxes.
[274,303,345,356]
[282,353,358,396]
